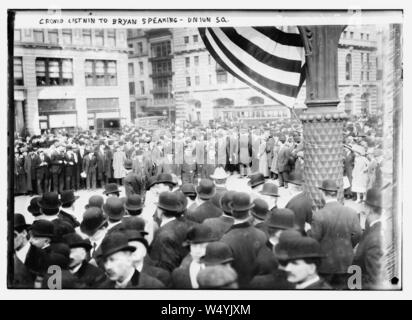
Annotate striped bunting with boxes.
[199,26,306,108]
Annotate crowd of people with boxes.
[12,115,386,289]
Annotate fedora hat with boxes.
[14,213,30,230]
[85,195,104,209]
[146,176,158,191]
[155,191,182,212]
[103,183,120,195]
[220,191,237,215]
[63,233,92,251]
[183,224,218,246]
[286,171,304,186]
[154,173,177,187]
[210,167,230,180]
[180,183,197,196]
[37,192,61,210]
[251,198,269,221]
[200,242,234,266]
[259,183,280,197]
[265,208,295,230]
[275,234,325,261]
[60,190,79,205]
[124,229,149,249]
[124,159,133,170]
[27,196,42,217]
[273,229,305,259]
[247,173,266,188]
[229,192,254,212]
[103,197,125,221]
[196,179,216,200]
[80,207,107,236]
[29,220,54,238]
[100,232,136,259]
[119,216,147,234]
[124,195,144,212]
[318,179,338,192]
[364,188,382,209]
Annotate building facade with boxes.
[14,28,130,135]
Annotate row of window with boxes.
[129,81,145,96]
[345,53,373,81]
[222,110,288,119]
[14,29,116,47]
[184,35,199,44]
[185,71,233,87]
[342,30,370,41]
[128,61,145,77]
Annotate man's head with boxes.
[29,220,54,249]
[14,214,30,251]
[265,208,295,247]
[319,179,339,199]
[283,258,321,284]
[63,233,92,269]
[124,230,149,266]
[155,191,182,222]
[184,225,217,261]
[229,192,254,221]
[364,188,383,223]
[37,192,61,216]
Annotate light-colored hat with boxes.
[210,167,230,180]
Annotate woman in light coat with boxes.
[351,145,370,203]
[112,145,127,184]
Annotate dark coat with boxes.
[142,262,172,288]
[99,270,165,289]
[202,215,234,240]
[35,154,51,179]
[171,264,192,289]
[50,151,65,175]
[24,244,49,277]
[149,218,190,272]
[64,152,77,176]
[249,270,295,290]
[73,261,107,288]
[186,201,223,224]
[123,172,144,198]
[58,210,80,228]
[12,254,35,288]
[96,150,105,180]
[221,221,268,288]
[104,150,113,178]
[285,192,314,233]
[304,278,332,290]
[24,154,34,191]
[310,201,362,274]
[352,222,383,289]
[83,154,97,174]
[42,269,86,289]
[276,145,292,172]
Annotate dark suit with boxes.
[99,270,165,289]
[352,221,383,289]
[75,149,85,190]
[285,192,314,233]
[83,154,97,189]
[249,270,295,290]
[185,201,223,224]
[35,154,50,194]
[310,201,362,275]
[303,278,332,290]
[58,210,80,229]
[276,145,292,187]
[23,245,49,279]
[123,172,144,198]
[50,151,65,193]
[73,261,107,288]
[221,221,268,288]
[64,152,76,190]
[142,261,172,288]
[202,215,234,240]
[12,254,35,288]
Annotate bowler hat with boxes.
[275,234,325,261]
[247,173,266,188]
[85,195,104,209]
[124,229,149,249]
[210,167,230,180]
[318,179,338,192]
[146,176,158,190]
[196,179,216,200]
[228,192,254,212]
[364,188,382,209]
[220,191,236,215]
[14,213,30,230]
[60,190,79,205]
[286,171,304,186]
[124,195,144,212]
[103,197,125,221]
[29,220,54,238]
[197,265,238,289]
[183,224,217,246]
[37,192,61,210]
[174,191,188,213]
[200,242,234,266]
[100,232,136,259]
[265,208,295,230]
[80,207,107,236]
[63,233,92,251]
[180,183,197,196]
[154,173,177,187]
[103,183,120,195]
[251,198,269,221]
[155,191,182,212]
[124,159,133,170]
[259,183,280,197]
[120,216,147,234]
[48,243,71,269]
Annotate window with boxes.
[151,41,171,58]
[14,57,23,86]
[184,36,189,44]
[130,102,137,121]
[62,29,72,45]
[208,54,212,65]
[195,75,200,85]
[344,94,353,115]
[193,35,199,43]
[83,29,92,45]
[137,42,143,54]
[361,33,364,40]
[216,71,228,84]
[345,54,352,80]
[185,57,190,68]
[186,77,191,87]
[361,53,364,64]
[209,74,212,84]
[343,31,347,38]
[249,96,264,105]
[85,60,117,86]
[35,58,73,86]
[366,53,370,65]
[140,81,145,95]
[128,63,134,77]
[194,56,199,66]
[129,82,135,95]
[139,61,144,75]
[128,43,134,49]
[33,29,44,42]
[95,29,104,46]
[366,72,370,81]
[107,30,116,47]
[14,29,21,42]
[48,29,59,44]
[366,33,370,40]
[350,32,354,39]
[361,71,364,81]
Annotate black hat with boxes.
[318,179,338,192]
[229,192,254,212]
[174,191,188,213]
[100,232,136,259]
[251,198,269,221]
[197,265,238,289]
[124,195,144,212]
[275,234,325,261]
[124,159,133,170]
[85,195,104,209]
[63,233,92,251]
[196,179,216,200]
[265,208,295,230]
[80,207,107,236]
[146,176,158,190]
[183,224,217,246]
[259,183,280,197]
[37,192,61,210]
[119,216,147,234]
[14,213,30,230]
[48,243,71,269]
[156,191,183,213]
[220,191,236,215]
[364,188,382,209]
[29,220,54,238]
[103,183,120,195]
[200,242,234,266]
[103,197,125,221]
[124,229,149,250]
[154,173,177,187]
[286,171,304,186]
[247,173,266,188]
[27,196,42,217]
[180,183,197,196]
[60,190,79,205]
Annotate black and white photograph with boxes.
[5,7,403,295]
